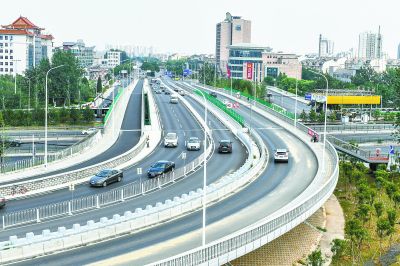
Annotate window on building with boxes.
[10,62,13,66]
[5,43,8,47]
[5,68,8,71]
[5,56,8,59]
[5,50,7,53]
[10,50,13,54]
[0,68,3,72]
[0,62,2,65]
[10,68,13,72]
[10,56,13,59]
[0,36,2,40]
[5,36,8,40]
[0,49,2,53]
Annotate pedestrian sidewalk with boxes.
[0,80,138,183]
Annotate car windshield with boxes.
[153,162,166,168]
[189,138,199,143]
[97,170,111,177]
[166,134,176,139]
[220,141,230,146]
[277,152,287,155]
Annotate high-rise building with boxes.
[397,43,400,59]
[318,34,334,57]
[358,27,382,59]
[62,40,95,68]
[216,12,251,73]
[0,16,54,75]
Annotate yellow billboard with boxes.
[327,95,381,105]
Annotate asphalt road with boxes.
[0,80,144,185]
[0,82,246,244]
[11,80,321,265]
[267,88,311,114]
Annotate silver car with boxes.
[274,149,289,163]
[186,137,201,151]
[164,132,178,147]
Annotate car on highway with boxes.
[147,160,175,178]
[179,90,186,96]
[89,169,123,187]
[274,149,289,163]
[186,137,201,151]
[0,138,22,147]
[155,90,162,94]
[81,128,97,135]
[0,195,6,208]
[164,132,178,147]
[209,92,217,98]
[170,95,179,104]
[218,139,232,153]
[165,90,171,95]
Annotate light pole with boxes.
[45,65,65,168]
[196,89,208,246]
[294,79,298,127]
[309,70,328,173]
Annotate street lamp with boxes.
[196,89,208,247]
[309,70,328,173]
[45,65,65,168]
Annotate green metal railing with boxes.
[223,87,295,120]
[103,86,123,124]
[194,89,245,127]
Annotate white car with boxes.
[170,95,179,104]
[164,132,178,147]
[179,90,186,96]
[186,137,201,151]
[274,149,289,163]
[82,128,97,135]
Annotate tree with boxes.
[385,182,398,201]
[331,239,347,260]
[96,76,102,94]
[309,109,317,122]
[354,204,371,225]
[374,202,384,218]
[345,219,368,263]
[387,209,397,228]
[300,109,308,121]
[82,106,94,123]
[317,111,325,123]
[376,218,391,252]
[393,192,400,208]
[306,249,324,266]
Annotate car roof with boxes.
[276,149,288,152]
[189,137,199,140]
[166,132,176,136]
[156,160,171,163]
[219,139,231,143]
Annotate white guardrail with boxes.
[0,80,142,198]
[0,81,267,264]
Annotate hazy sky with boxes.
[2,0,399,57]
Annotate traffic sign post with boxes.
[233,102,240,109]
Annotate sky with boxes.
[2,0,399,57]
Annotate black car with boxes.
[165,90,171,95]
[147,160,175,178]
[209,92,217,98]
[218,140,232,153]
[90,169,123,187]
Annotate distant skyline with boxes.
[2,0,399,57]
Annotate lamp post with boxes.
[45,65,65,168]
[309,70,328,173]
[294,79,298,127]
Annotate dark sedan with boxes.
[147,160,175,178]
[90,169,123,187]
[218,139,232,153]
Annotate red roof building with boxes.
[0,16,54,75]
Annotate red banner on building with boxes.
[246,62,253,80]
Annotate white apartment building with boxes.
[105,50,121,68]
[358,28,382,59]
[62,40,95,68]
[0,16,54,75]
[216,12,251,73]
